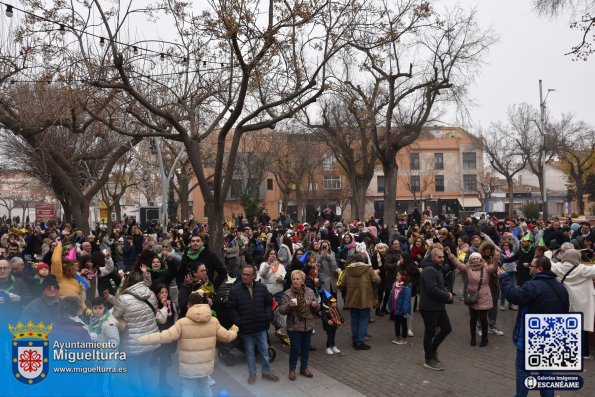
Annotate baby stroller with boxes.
[213,282,277,366]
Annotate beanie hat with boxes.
[35,262,50,275]
[469,252,482,262]
[561,249,581,266]
[41,274,59,289]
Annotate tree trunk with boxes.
[351,177,368,221]
[206,201,224,262]
[106,204,114,232]
[296,190,304,223]
[115,201,122,224]
[507,177,515,219]
[70,197,91,235]
[382,159,397,228]
[576,179,585,215]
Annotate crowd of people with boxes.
[0,209,593,396]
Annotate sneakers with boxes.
[392,337,401,345]
[396,337,407,345]
[407,329,414,337]
[508,305,518,311]
[423,359,444,371]
[431,351,443,366]
[477,329,482,337]
[248,373,256,384]
[331,346,341,354]
[499,304,507,311]
[489,327,504,336]
[326,347,334,355]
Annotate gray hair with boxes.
[430,248,443,260]
[560,242,574,252]
[9,257,24,267]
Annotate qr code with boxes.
[525,313,582,371]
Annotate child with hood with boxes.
[138,290,238,397]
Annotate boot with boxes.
[479,338,488,347]
[470,336,477,346]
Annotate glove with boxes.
[230,325,239,333]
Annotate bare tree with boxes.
[503,103,578,209]
[534,0,595,58]
[307,89,378,220]
[21,0,359,253]
[338,1,494,228]
[482,124,527,218]
[558,121,595,215]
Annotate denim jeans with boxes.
[288,330,313,370]
[349,308,370,344]
[419,309,452,361]
[515,348,554,397]
[181,376,212,397]
[242,331,271,375]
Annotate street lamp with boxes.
[538,80,555,221]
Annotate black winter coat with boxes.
[227,281,272,334]
[177,249,227,290]
[418,256,451,311]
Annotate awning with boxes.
[457,197,482,209]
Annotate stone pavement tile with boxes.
[274,275,595,397]
[214,342,367,397]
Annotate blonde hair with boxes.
[291,269,306,281]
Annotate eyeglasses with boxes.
[0,267,10,271]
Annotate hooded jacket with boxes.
[138,304,237,378]
[112,282,167,355]
[342,262,380,309]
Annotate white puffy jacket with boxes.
[112,282,167,355]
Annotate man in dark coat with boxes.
[499,256,569,397]
[177,235,226,290]
[227,265,279,385]
[419,248,453,371]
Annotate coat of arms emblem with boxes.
[8,321,52,385]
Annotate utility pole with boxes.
[538,80,555,221]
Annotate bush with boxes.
[522,201,542,220]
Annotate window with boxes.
[322,155,336,171]
[377,175,385,193]
[411,175,420,192]
[267,178,273,190]
[434,153,444,170]
[230,179,243,199]
[323,175,341,190]
[435,175,444,192]
[463,174,477,191]
[410,153,420,170]
[463,152,476,169]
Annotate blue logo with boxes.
[8,321,52,385]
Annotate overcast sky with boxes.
[448,0,595,131]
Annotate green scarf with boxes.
[186,246,205,261]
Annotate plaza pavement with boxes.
[211,275,594,397]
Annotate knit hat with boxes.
[561,249,581,266]
[41,274,59,290]
[35,262,50,275]
[468,252,482,262]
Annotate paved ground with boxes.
[211,275,595,397]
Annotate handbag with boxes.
[463,267,483,306]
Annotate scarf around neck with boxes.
[292,284,308,319]
[186,246,205,261]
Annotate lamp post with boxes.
[538,80,555,221]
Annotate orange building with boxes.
[189,127,483,223]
